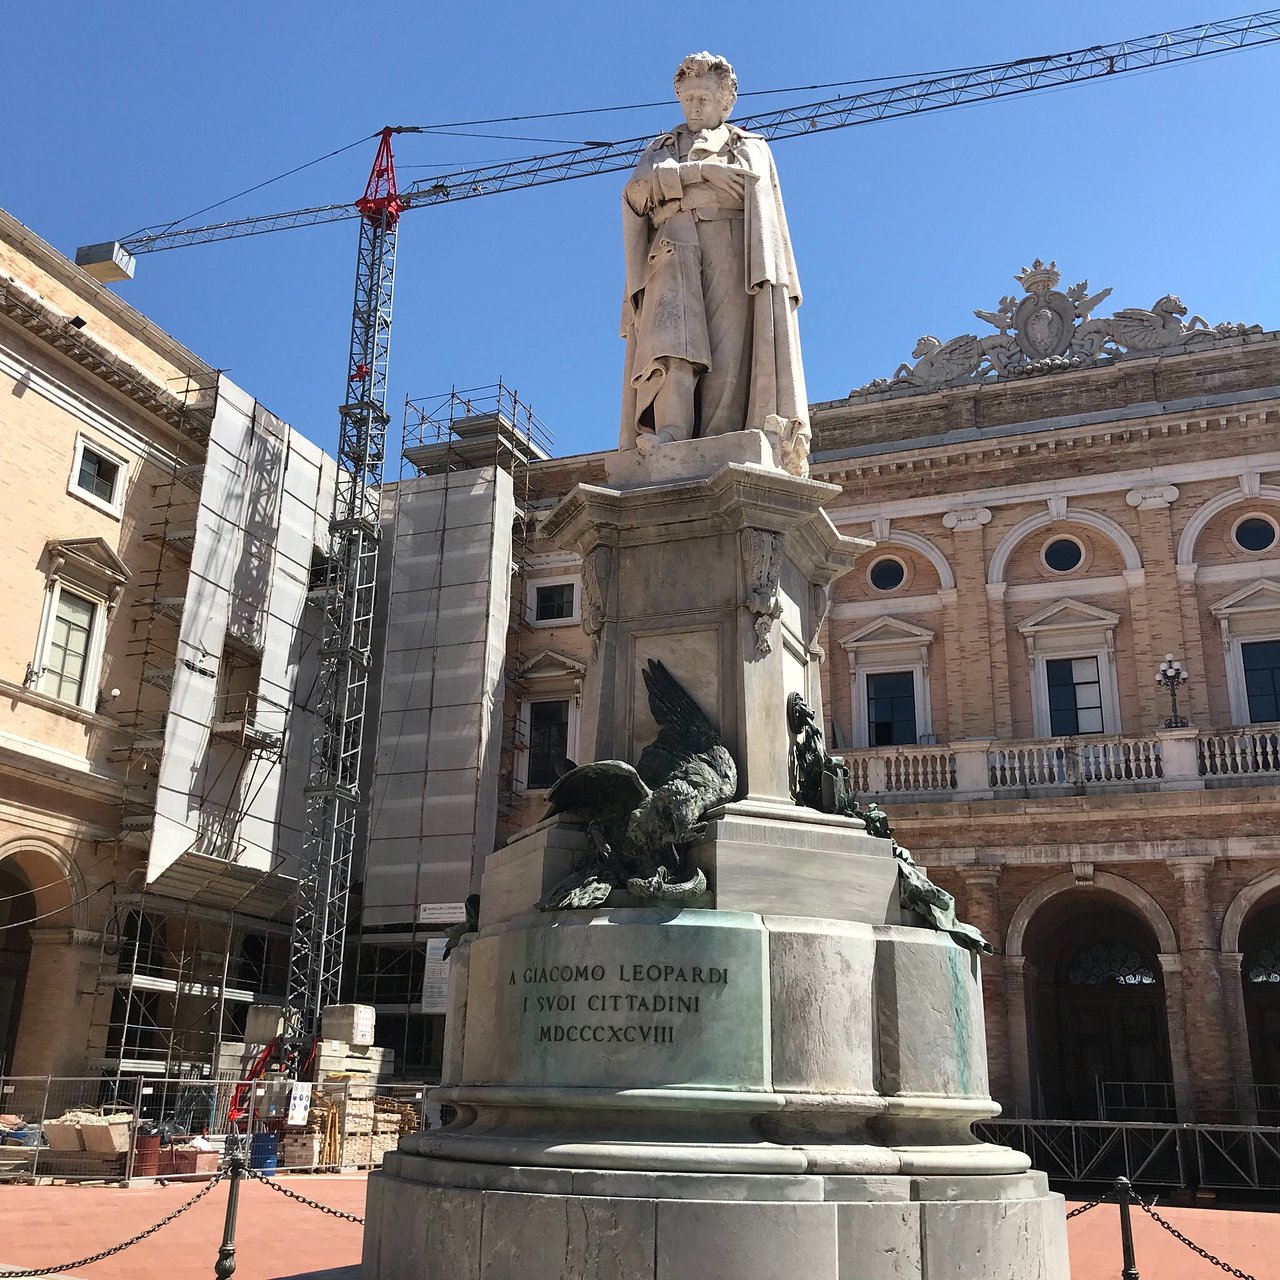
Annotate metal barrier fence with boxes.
[0,1074,434,1182]
[975,1117,1280,1193]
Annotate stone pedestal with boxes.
[545,431,865,806]
[361,437,1069,1278]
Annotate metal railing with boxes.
[1198,725,1280,777]
[844,722,1280,800]
[975,1118,1186,1187]
[1096,1079,1179,1122]
[988,734,1163,790]
[0,1074,433,1182]
[976,1117,1280,1193]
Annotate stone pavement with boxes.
[0,1174,367,1279]
[0,1181,1275,1279]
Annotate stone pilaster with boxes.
[942,507,996,738]
[1167,857,1233,1117]
[1218,951,1256,1119]
[1157,952,1196,1122]
[957,864,1011,1108]
[11,928,100,1076]
[985,583,1014,739]
[1126,485,1187,725]
[1003,955,1035,1117]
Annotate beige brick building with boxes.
[0,209,331,1078]
[807,273,1280,1124]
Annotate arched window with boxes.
[1025,901,1172,1120]
[1066,941,1157,986]
[0,863,35,1072]
[1248,942,1280,984]
[1241,906,1280,1099]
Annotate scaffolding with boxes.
[94,373,300,1080]
[401,380,552,829]
[351,381,550,1078]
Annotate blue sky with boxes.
[5,3,1278,460]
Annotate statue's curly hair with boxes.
[674,52,737,113]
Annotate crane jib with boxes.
[111,11,1280,257]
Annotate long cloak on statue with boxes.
[619,124,808,448]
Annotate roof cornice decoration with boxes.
[853,260,1262,398]
[0,276,215,445]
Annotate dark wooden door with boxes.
[1059,989,1170,1119]
[1245,987,1280,1119]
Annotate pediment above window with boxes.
[839,616,935,655]
[1016,598,1120,657]
[1211,578,1280,644]
[519,649,587,686]
[1211,578,1280,621]
[45,537,130,606]
[1017,598,1120,634]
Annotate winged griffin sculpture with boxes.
[535,659,737,910]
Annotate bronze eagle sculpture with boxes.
[535,659,737,910]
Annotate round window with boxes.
[1043,537,1083,573]
[1234,516,1278,553]
[868,557,905,591]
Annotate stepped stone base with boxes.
[362,1158,1068,1280]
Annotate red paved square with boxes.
[0,1184,1276,1279]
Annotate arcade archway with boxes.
[1023,893,1173,1119]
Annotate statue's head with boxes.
[674,52,737,130]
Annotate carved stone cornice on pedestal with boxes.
[580,546,612,661]
[1125,484,1179,510]
[942,506,992,533]
[741,529,784,655]
[809,582,832,659]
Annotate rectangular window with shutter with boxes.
[866,670,917,746]
[527,699,570,787]
[1046,656,1104,736]
[38,589,97,705]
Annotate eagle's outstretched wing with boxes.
[544,761,649,821]
[636,659,723,788]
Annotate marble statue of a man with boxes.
[619,53,809,458]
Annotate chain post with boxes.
[1115,1176,1140,1280]
[215,1131,248,1279]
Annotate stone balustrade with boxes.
[842,722,1280,801]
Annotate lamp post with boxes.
[1156,653,1189,729]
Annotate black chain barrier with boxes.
[1,1172,225,1277]
[1065,1198,1101,1220]
[1132,1188,1258,1280]
[247,1166,366,1224]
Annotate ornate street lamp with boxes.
[1156,653,1189,728]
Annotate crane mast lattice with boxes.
[282,128,400,1053]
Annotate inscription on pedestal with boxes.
[462,912,769,1089]
[510,962,730,1048]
